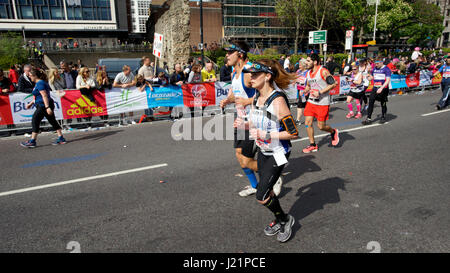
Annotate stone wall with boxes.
[154,0,190,73]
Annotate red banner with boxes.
[182,82,216,107]
[329,76,340,95]
[61,90,107,119]
[406,72,420,88]
[0,95,13,125]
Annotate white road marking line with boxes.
[421,108,450,116]
[292,122,388,143]
[0,163,168,198]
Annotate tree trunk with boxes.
[358,26,365,45]
[295,13,300,54]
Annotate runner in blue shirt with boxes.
[433,55,450,110]
[20,69,66,148]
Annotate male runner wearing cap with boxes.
[221,41,283,197]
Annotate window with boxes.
[0,0,14,19]
[15,0,65,20]
[66,0,111,20]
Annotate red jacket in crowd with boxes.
[9,68,19,84]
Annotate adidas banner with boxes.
[61,90,107,119]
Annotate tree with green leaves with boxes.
[275,0,306,54]
[0,32,29,69]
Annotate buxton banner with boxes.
[9,91,63,124]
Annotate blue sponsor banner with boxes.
[146,85,184,108]
[389,74,408,89]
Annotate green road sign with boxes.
[309,30,327,44]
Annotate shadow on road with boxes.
[278,155,321,198]
[71,130,124,142]
[288,176,349,240]
[317,131,355,149]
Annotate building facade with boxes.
[130,0,151,34]
[221,0,293,48]
[429,0,450,47]
[0,0,129,40]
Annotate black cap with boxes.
[242,62,274,75]
[223,44,247,54]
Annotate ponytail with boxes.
[30,68,48,82]
[257,59,297,90]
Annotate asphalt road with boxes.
[0,89,449,253]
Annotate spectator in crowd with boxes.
[279,55,285,67]
[138,56,155,81]
[220,62,232,82]
[95,70,111,126]
[48,67,72,130]
[1,68,16,135]
[113,65,136,125]
[154,72,169,86]
[60,61,77,89]
[136,74,153,92]
[8,65,19,89]
[411,47,422,61]
[170,63,187,86]
[77,67,96,103]
[0,68,15,93]
[136,74,155,122]
[17,64,35,93]
[76,67,96,128]
[72,64,79,73]
[201,62,216,82]
[387,58,399,74]
[325,56,342,75]
[188,63,202,83]
[48,68,66,92]
[284,55,291,72]
[96,71,112,90]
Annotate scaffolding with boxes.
[221,0,294,48]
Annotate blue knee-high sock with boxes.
[243,168,258,189]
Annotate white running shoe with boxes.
[273,177,283,196]
[239,186,257,197]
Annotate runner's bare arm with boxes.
[320,69,337,94]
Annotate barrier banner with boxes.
[147,85,184,108]
[106,87,148,115]
[329,76,341,95]
[406,72,420,88]
[338,76,351,95]
[9,91,63,124]
[419,70,433,87]
[432,73,442,85]
[61,90,107,119]
[182,82,216,107]
[214,81,231,106]
[389,74,408,89]
[0,95,13,125]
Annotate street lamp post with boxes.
[200,0,205,65]
[373,0,379,42]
